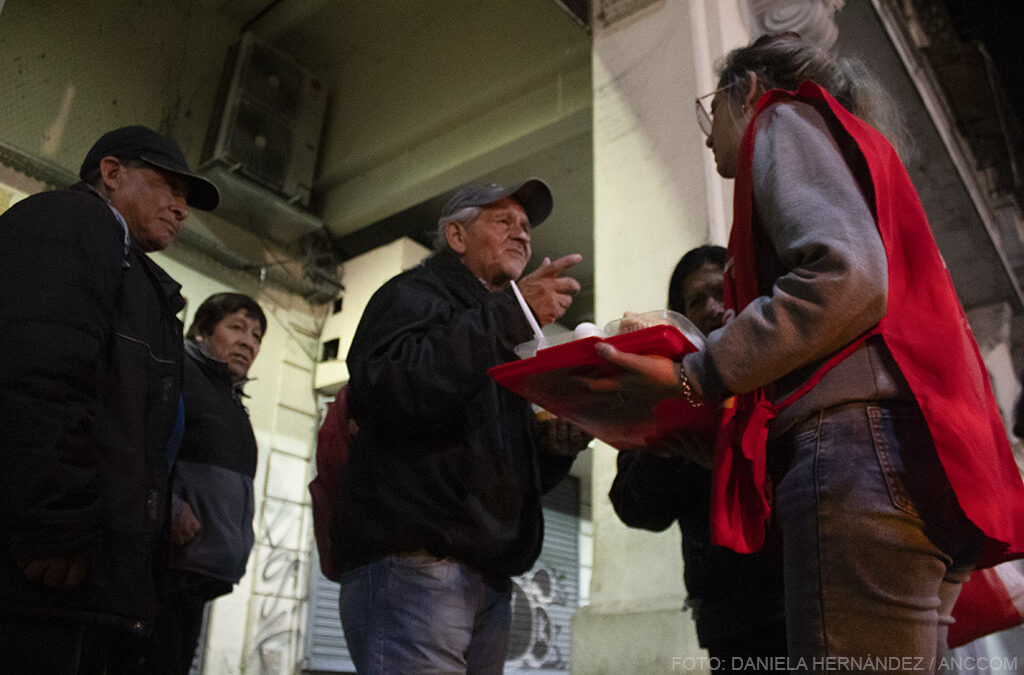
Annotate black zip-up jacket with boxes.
[609,451,786,648]
[0,184,184,635]
[334,249,574,579]
[168,340,257,589]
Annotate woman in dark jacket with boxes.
[609,246,786,672]
[144,293,266,675]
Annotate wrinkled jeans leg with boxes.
[338,554,511,674]
[774,403,981,674]
[338,560,376,673]
[465,576,512,674]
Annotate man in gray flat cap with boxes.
[0,125,219,673]
[333,178,589,674]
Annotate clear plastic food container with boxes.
[514,309,704,360]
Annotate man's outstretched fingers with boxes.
[544,253,583,276]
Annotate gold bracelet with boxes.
[675,360,701,407]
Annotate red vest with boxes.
[711,81,1024,566]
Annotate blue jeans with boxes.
[338,554,511,674]
[773,402,982,673]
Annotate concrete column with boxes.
[571,2,748,673]
[967,302,1022,445]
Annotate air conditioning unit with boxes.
[202,32,326,207]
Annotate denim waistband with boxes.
[784,399,920,439]
[768,399,916,479]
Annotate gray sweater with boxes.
[686,100,912,435]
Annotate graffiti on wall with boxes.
[507,565,572,670]
[250,497,305,674]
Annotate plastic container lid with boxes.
[513,309,705,360]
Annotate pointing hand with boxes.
[517,254,583,326]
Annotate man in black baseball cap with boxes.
[0,125,201,671]
[72,125,220,253]
[80,125,219,211]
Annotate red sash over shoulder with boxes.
[711,81,1024,566]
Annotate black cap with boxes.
[440,178,553,227]
[79,125,220,211]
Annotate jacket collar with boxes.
[185,339,250,401]
[71,182,185,316]
[426,248,511,307]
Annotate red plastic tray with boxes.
[488,325,716,449]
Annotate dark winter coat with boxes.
[334,248,574,579]
[0,184,184,635]
[609,451,785,648]
[168,340,257,589]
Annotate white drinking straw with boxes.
[510,280,547,349]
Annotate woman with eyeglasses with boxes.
[593,32,1024,669]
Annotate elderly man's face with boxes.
[108,160,190,252]
[451,197,532,289]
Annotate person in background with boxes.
[143,293,266,674]
[334,178,590,674]
[609,245,786,673]
[593,32,1024,668]
[0,125,219,673]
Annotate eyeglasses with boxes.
[695,80,742,137]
